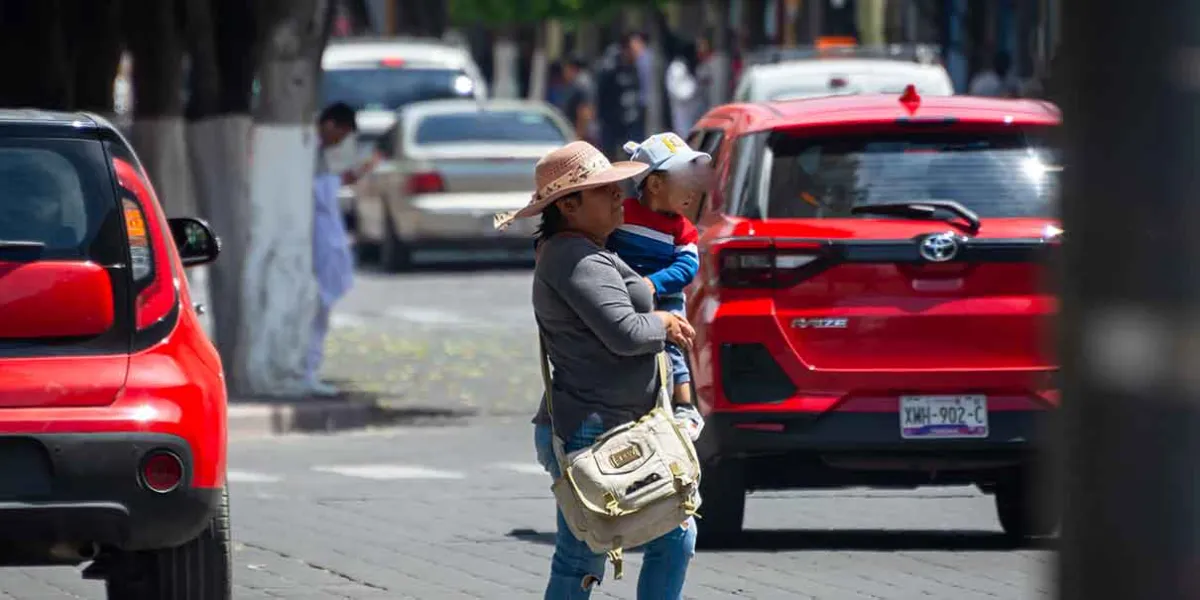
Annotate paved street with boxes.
[7,421,1052,599]
[3,266,1054,598]
[319,266,541,420]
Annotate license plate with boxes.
[900,395,988,439]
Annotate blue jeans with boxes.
[534,416,696,599]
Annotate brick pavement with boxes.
[3,421,1055,599]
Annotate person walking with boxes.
[496,141,701,599]
[308,102,372,396]
[596,34,647,159]
[664,43,704,137]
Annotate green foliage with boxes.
[448,0,666,26]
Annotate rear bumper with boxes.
[701,409,1056,489]
[0,432,217,552]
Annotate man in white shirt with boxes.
[968,51,1022,98]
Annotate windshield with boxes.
[414,111,567,145]
[760,129,1060,220]
[321,67,474,111]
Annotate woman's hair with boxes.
[535,192,578,245]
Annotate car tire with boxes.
[105,487,232,600]
[994,475,1058,540]
[380,211,411,272]
[696,457,746,549]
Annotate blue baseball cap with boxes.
[623,133,712,187]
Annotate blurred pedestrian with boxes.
[596,33,647,159]
[693,32,716,117]
[665,42,703,136]
[968,50,1022,97]
[560,57,599,146]
[308,102,371,396]
[496,141,700,599]
[546,61,568,111]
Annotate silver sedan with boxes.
[352,99,574,270]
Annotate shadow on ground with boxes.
[505,527,1056,553]
[233,384,476,435]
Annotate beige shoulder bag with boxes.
[539,335,703,579]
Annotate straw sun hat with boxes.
[493,141,648,231]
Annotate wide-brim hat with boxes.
[493,141,648,231]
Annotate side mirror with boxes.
[167,217,221,267]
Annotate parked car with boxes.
[353,98,575,270]
[0,110,228,597]
[322,36,489,223]
[733,45,955,102]
[683,88,1062,544]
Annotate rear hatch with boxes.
[734,125,1060,373]
[401,108,570,197]
[0,135,132,407]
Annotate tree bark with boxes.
[62,0,125,115]
[0,0,72,108]
[125,0,195,218]
[183,0,259,376]
[238,0,332,397]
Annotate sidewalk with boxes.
[227,391,473,437]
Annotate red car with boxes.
[0,111,229,597]
[683,88,1062,543]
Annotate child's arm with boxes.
[646,220,700,296]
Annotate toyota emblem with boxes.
[919,232,960,262]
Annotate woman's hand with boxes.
[655,311,695,350]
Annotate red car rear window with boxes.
[0,139,120,259]
[760,129,1060,220]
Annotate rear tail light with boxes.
[713,239,824,289]
[140,450,184,493]
[114,160,178,330]
[406,172,445,194]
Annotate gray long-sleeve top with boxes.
[531,234,668,440]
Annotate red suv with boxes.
[0,111,229,597]
[684,89,1062,543]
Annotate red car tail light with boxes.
[713,239,825,289]
[406,171,445,194]
[114,159,177,330]
[141,450,184,493]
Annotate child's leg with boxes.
[664,342,692,405]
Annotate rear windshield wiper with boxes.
[0,240,45,249]
[850,200,981,233]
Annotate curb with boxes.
[227,397,473,437]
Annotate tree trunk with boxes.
[238,0,332,397]
[0,0,72,108]
[63,0,125,116]
[183,0,258,374]
[125,0,195,218]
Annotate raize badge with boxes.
[791,317,849,329]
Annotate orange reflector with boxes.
[123,199,147,240]
[380,57,405,67]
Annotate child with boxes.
[608,132,712,425]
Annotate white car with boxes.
[353,99,575,270]
[734,53,954,103]
[322,37,489,218]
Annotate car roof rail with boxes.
[745,43,943,68]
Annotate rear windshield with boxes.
[321,67,475,111]
[0,138,118,259]
[414,111,567,145]
[761,129,1060,219]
